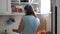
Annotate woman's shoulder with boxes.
[22,15,33,17]
[22,15,36,19]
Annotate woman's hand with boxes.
[12,19,24,33]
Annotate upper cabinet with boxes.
[11,0,40,5]
[0,0,11,15]
[0,0,40,15]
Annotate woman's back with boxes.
[22,15,40,34]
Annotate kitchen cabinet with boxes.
[0,0,40,15]
[0,0,12,15]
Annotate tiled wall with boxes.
[0,15,22,34]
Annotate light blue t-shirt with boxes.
[22,15,40,34]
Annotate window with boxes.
[41,0,51,14]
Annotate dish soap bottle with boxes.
[8,32,11,34]
[8,29,11,34]
[5,29,8,34]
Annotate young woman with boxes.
[12,4,40,34]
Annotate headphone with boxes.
[24,4,31,12]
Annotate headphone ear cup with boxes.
[12,19,15,22]
[9,18,15,22]
[11,18,15,22]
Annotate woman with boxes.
[12,4,40,34]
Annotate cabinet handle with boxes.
[55,6,57,34]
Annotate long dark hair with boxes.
[24,4,37,17]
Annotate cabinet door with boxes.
[56,0,60,34]
[0,0,11,15]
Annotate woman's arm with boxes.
[12,19,24,33]
[33,12,37,17]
